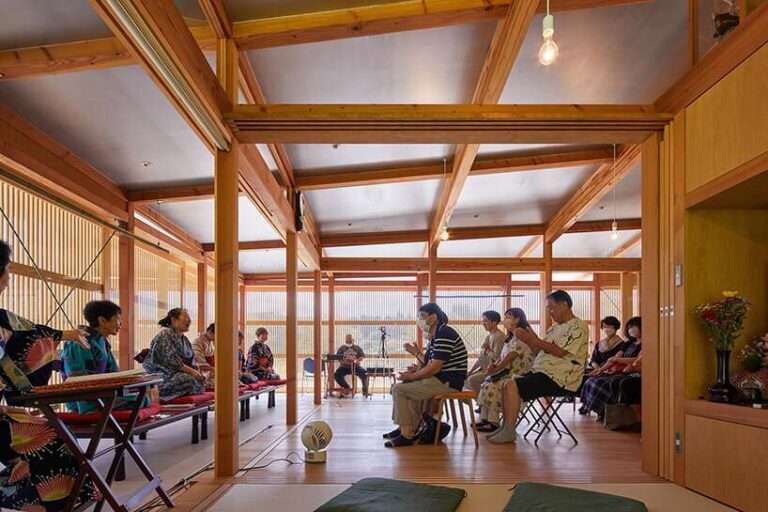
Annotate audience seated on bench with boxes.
[142,308,206,402]
[579,317,643,422]
[246,327,281,381]
[192,322,216,387]
[62,300,153,414]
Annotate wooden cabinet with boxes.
[685,43,768,192]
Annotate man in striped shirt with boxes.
[384,303,468,448]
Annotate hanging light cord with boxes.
[612,144,617,225]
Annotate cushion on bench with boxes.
[261,379,287,386]
[161,392,215,405]
[58,403,162,425]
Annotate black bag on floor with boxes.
[417,414,451,444]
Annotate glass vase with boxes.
[708,349,738,403]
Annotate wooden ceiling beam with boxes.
[126,182,216,204]
[295,145,614,191]
[0,102,129,221]
[320,218,641,247]
[544,144,641,243]
[134,205,205,252]
[198,0,233,39]
[320,256,641,273]
[202,240,285,252]
[517,235,543,258]
[226,104,670,145]
[90,0,231,152]
[0,1,649,80]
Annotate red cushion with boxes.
[162,392,215,405]
[247,382,268,391]
[262,379,287,386]
[58,403,162,425]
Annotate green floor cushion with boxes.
[315,478,466,512]
[504,482,648,512]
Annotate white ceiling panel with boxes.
[438,237,534,258]
[325,242,426,258]
[500,1,687,104]
[580,162,641,221]
[553,229,641,258]
[239,249,311,274]
[153,197,278,244]
[0,0,111,50]
[0,65,212,188]
[451,165,596,228]
[246,22,495,104]
[289,144,453,174]
[307,180,441,232]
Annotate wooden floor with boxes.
[233,397,658,486]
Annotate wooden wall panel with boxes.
[685,415,768,512]
[685,43,768,192]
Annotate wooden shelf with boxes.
[686,149,768,209]
[685,399,768,430]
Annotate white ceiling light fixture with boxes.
[538,0,559,66]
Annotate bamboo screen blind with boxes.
[134,245,184,353]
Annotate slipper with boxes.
[476,423,499,433]
[382,428,401,439]
[385,435,417,448]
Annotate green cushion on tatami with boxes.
[315,478,466,512]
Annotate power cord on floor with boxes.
[238,450,305,474]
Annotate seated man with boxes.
[384,303,468,448]
[62,300,151,414]
[247,327,281,380]
[489,290,589,444]
[334,334,369,397]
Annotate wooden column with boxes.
[213,37,239,478]
[286,230,298,424]
[327,274,335,391]
[592,274,603,345]
[313,270,322,405]
[641,132,661,476]
[239,281,246,335]
[540,241,553,333]
[197,263,207,334]
[416,278,424,350]
[504,274,512,312]
[118,204,135,369]
[620,271,635,323]
[428,243,438,302]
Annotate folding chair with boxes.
[522,390,579,446]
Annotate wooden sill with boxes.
[685,399,768,429]
[685,149,768,209]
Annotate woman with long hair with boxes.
[476,308,535,433]
[142,308,205,401]
[0,240,98,510]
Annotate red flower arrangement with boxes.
[694,291,750,351]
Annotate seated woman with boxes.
[580,316,642,420]
[62,300,150,414]
[466,311,506,393]
[246,327,281,380]
[0,240,98,510]
[238,331,259,384]
[578,316,624,413]
[192,323,215,388]
[142,308,206,401]
[476,308,534,432]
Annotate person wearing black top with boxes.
[384,303,468,448]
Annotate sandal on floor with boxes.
[382,428,401,439]
[476,423,499,433]
[385,435,417,448]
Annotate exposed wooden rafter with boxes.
[544,144,642,243]
[0,1,650,80]
[295,145,614,191]
[126,182,216,204]
[226,104,671,145]
[202,240,285,252]
[610,232,642,257]
[517,235,543,258]
[320,257,641,273]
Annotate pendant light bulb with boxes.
[610,220,619,240]
[440,226,450,242]
[538,13,559,66]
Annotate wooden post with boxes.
[118,205,135,370]
[540,241,553,333]
[327,274,335,391]
[620,271,635,323]
[313,270,322,405]
[428,243,437,302]
[239,281,246,334]
[504,274,512,312]
[213,37,239,479]
[416,278,423,350]
[592,274,603,346]
[197,263,207,334]
[286,231,298,424]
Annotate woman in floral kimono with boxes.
[246,327,280,380]
[0,240,97,511]
[476,308,535,433]
[142,308,205,401]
